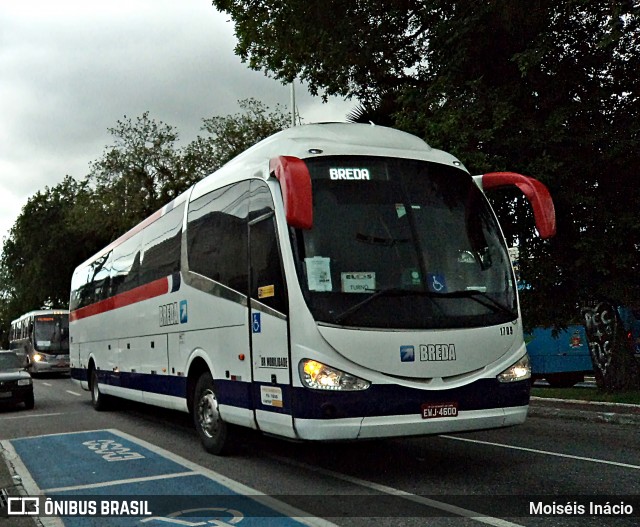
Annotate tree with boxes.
[183,98,290,177]
[215,1,640,389]
[0,177,88,341]
[88,112,184,235]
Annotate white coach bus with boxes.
[70,123,555,454]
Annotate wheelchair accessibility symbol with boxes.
[427,273,447,293]
[252,313,261,334]
[141,507,243,526]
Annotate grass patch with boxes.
[532,387,640,405]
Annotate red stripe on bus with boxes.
[69,277,169,321]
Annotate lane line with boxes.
[41,382,53,387]
[272,455,524,527]
[441,435,640,470]
[110,429,338,527]
[0,412,64,421]
[42,471,197,493]
[65,390,82,396]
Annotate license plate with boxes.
[421,402,458,419]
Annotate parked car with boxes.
[0,350,34,409]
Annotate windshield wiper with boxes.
[333,287,422,324]
[430,290,518,319]
[332,288,440,324]
[331,287,517,325]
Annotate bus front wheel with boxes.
[193,372,233,455]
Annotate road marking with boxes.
[0,412,64,420]
[441,435,640,470]
[0,441,65,527]
[65,390,82,396]
[42,382,52,386]
[3,430,337,527]
[273,455,524,527]
[43,470,197,493]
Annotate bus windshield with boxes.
[293,156,517,329]
[34,315,69,353]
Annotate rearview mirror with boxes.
[479,172,556,239]
[269,156,313,229]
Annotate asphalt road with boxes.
[1,375,638,527]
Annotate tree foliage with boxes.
[215,0,640,326]
[0,100,289,345]
[182,98,291,177]
[0,177,90,328]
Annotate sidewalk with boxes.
[0,442,37,526]
[529,396,640,425]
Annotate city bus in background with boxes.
[69,123,556,455]
[9,309,70,374]
[508,247,592,388]
[526,307,640,388]
[526,325,591,388]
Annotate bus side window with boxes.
[187,181,250,293]
[140,204,184,285]
[111,235,142,296]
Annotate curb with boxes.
[529,397,640,425]
[0,443,39,527]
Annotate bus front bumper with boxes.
[30,355,70,374]
[293,405,528,441]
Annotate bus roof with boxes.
[191,122,466,201]
[11,309,69,325]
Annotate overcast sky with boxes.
[0,0,355,244]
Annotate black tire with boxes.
[23,392,34,410]
[90,368,110,411]
[193,372,233,455]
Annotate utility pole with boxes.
[290,82,297,127]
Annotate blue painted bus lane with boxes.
[5,429,334,527]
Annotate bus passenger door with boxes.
[248,189,294,438]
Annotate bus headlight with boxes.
[300,359,370,391]
[497,354,531,383]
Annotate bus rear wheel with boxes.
[193,372,233,455]
[90,369,110,411]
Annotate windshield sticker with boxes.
[305,256,332,291]
[402,269,422,287]
[427,273,447,293]
[329,168,371,180]
[258,284,275,299]
[341,272,375,293]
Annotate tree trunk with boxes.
[582,302,640,392]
